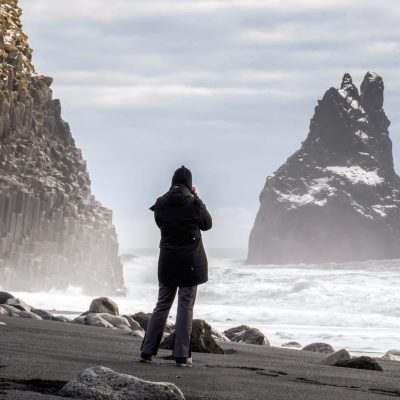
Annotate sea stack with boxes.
[248,72,400,264]
[0,0,124,293]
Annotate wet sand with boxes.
[1,315,400,399]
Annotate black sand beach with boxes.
[1,315,400,399]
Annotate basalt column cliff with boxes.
[0,0,124,293]
[248,72,400,264]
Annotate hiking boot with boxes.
[175,357,193,367]
[140,353,153,363]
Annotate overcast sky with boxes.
[19,0,400,250]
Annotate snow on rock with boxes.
[325,166,383,186]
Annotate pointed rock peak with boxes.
[340,73,353,88]
[339,72,359,99]
[360,71,384,113]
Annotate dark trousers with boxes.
[141,284,197,358]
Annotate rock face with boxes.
[0,0,124,293]
[60,366,186,400]
[248,72,400,264]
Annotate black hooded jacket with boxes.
[151,184,212,287]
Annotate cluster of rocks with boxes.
[0,0,124,294]
[0,291,273,355]
[248,72,400,264]
[299,341,387,371]
[0,293,144,337]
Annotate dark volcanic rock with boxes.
[0,291,14,304]
[160,319,224,354]
[224,325,270,346]
[0,0,124,294]
[302,342,335,354]
[248,72,400,264]
[335,356,383,371]
[131,312,152,331]
[131,311,173,333]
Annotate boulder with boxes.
[381,353,400,361]
[0,306,8,315]
[122,315,142,331]
[6,298,31,312]
[381,349,400,361]
[131,312,152,331]
[302,342,335,354]
[161,319,224,354]
[31,309,56,320]
[15,311,42,320]
[89,297,119,316]
[335,356,383,371]
[131,312,173,333]
[96,313,130,328]
[211,327,230,343]
[282,342,302,349]
[0,291,14,304]
[320,349,351,366]
[59,366,185,400]
[386,349,400,356]
[84,314,114,329]
[72,316,86,325]
[224,325,270,346]
[0,304,21,316]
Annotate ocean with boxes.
[11,248,400,356]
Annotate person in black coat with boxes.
[140,166,212,367]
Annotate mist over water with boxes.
[12,249,400,356]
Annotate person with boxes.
[140,165,212,367]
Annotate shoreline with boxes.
[1,315,400,400]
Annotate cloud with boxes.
[18,0,400,248]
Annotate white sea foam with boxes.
[10,250,400,356]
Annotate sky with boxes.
[19,0,400,250]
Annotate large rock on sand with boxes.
[60,366,185,400]
[320,349,351,365]
[335,356,383,371]
[89,297,119,316]
[0,306,8,315]
[302,342,335,354]
[161,319,224,354]
[0,292,14,304]
[224,325,270,346]
[131,312,152,330]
